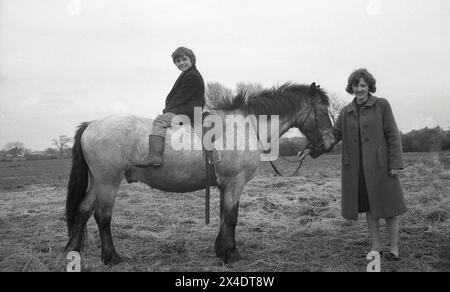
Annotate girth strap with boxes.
[202,111,219,225]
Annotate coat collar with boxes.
[347,94,378,113]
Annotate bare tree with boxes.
[205,82,234,109]
[44,147,59,157]
[236,82,264,96]
[3,141,25,151]
[3,142,26,157]
[9,147,24,157]
[52,135,73,158]
[328,94,346,125]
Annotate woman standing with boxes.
[333,68,407,261]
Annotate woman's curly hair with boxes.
[346,68,377,94]
[171,47,196,66]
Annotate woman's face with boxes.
[174,55,192,72]
[352,78,369,99]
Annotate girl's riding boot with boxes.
[135,135,165,168]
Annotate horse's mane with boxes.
[211,82,330,116]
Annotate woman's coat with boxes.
[333,95,407,220]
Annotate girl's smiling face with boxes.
[352,78,369,100]
[174,55,192,72]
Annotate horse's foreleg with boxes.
[94,182,122,265]
[215,176,245,264]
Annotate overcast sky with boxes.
[1,0,449,150]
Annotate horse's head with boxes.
[294,83,336,158]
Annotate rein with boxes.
[268,85,331,177]
[269,152,305,177]
[268,105,315,177]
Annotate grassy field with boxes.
[0,152,449,272]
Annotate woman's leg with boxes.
[385,216,399,256]
[366,212,382,252]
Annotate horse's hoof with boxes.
[101,251,124,266]
[110,252,125,265]
[215,240,225,258]
[215,247,224,258]
[65,242,81,253]
[223,249,241,264]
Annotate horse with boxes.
[65,82,336,265]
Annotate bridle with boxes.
[269,86,332,177]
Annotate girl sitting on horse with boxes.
[136,47,205,167]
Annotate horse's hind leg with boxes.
[93,181,122,265]
[215,175,246,264]
[66,181,97,252]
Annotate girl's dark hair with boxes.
[171,47,196,66]
[346,68,377,94]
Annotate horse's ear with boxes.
[309,82,317,95]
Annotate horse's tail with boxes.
[66,122,91,240]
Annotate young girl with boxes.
[136,47,205,167]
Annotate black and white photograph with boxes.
[0,0,449,275]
